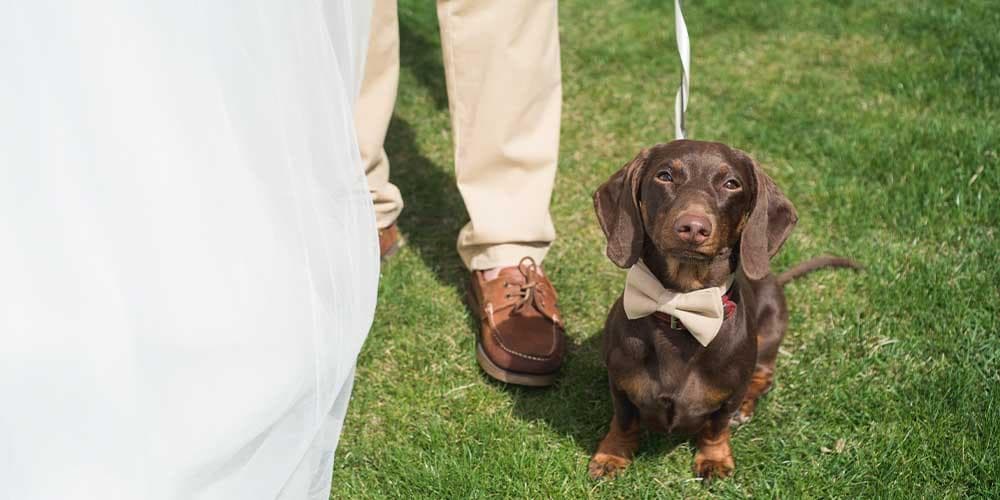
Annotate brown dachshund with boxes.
[589,140,860,481]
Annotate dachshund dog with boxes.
[589,140,859,481]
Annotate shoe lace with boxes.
[505,257,546,316]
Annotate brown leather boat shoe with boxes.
[378,223,402,259]
[469,257,566,387]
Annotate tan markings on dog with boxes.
[671,159,684,170]
[693,425,735,480]
[703,385,732,409]
[681,374,732,414]
[735,213,748,233]
[613,369,654,401]
[665,255,712,290]
[736,367,774,422]
[701,225,724,254]
[589,415,641,479]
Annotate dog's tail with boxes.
[777,255,863,286]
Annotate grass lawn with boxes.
[332,1,999,497]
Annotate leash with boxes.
[673,0,690,140]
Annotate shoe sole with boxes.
[466,284,558,388]
[476,342,557,387]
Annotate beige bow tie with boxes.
[623,260,735,346]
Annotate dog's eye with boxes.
[656,171,674,183]
[724,179,741,190]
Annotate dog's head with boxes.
[593,140,797,281]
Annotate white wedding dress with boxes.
[0,2,377,499]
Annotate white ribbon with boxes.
[674,0,690,140]
[623,261,733,346]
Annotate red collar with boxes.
[652,289,737,331]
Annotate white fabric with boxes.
[0,2,376,499]
[623,261,733,346]
[673,0,690,140]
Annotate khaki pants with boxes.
[355,0,561,270]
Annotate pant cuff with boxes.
[458,242,552,271]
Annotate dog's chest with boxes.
[614,330,741,433]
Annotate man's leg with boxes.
[436,0,561,270]
[356,0,405,256]
[437,0,565,386]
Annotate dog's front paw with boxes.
[588,453,631,480]
[692,452,734,482]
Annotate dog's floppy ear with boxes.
[593,149,649,268]
[739,156,798,280]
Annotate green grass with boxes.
[331,1,1000,497]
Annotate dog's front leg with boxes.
[693,412,735,481]
[588,383,640,479]
[734,365,773,425]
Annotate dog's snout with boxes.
[673,213,712,245]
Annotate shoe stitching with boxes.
[480,294,561,359]
[491,329,557,362]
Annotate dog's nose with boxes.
[674,213,712,245]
